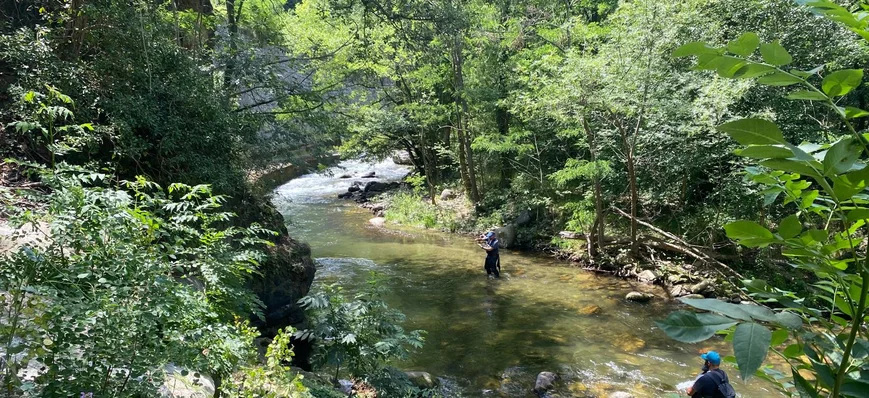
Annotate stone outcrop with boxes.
[625,291,654,302]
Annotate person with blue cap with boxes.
[685,350,736,398]
[475,231,500,278]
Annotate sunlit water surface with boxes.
[272,160,783,397]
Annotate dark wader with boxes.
[484,238,500,277]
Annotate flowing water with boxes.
[272,160,784,398]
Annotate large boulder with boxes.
[495,224,517,248]
[348,185,361,192]
[405,371,437,389]
[515,209,532,226]
[533,371,558,396]
[392,151,414,165]
[625,292,654,302]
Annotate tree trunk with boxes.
[451,33,480,203]
[618,124,639,258]
[581,116,605,257]
[224,0,239,88]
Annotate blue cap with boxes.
[485,231,495,238]
[701,351,721,365]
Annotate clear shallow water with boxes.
[273,160,783,398]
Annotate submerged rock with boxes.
[625,292,654,302]
[534,371,558,396]
[578,305,603,315]
[405,371,438,389]
[361,171,376,178]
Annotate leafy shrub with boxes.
[296,277,425,381]
[0,163,272,396]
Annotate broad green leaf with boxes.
[841,378,869,398]
[673,42,722,57]
[821,69,864,97]
[845,106,869,119]
[770,328,788,346]
[655,311,738,343]
[724,220,774,240]
[757,72,802,86]
[717,118,785,145]
[783,343,803,358]
[733,64,775,79]
[694,54,722,70]
[773,312,802,329]
[778,215,802,239]
[735,145,793,159]
[679,298,753,321]
[727,33,760,56]
[786,90,828,101]
[848,208,869,221]
[760,41,793,66]
[823,137,862,176]
[715,56,748,78]
[761,159,823,179]
[733,322,771,381]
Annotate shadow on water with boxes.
[274,161,785,398]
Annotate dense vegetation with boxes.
[2,0,869,396]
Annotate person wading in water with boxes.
[475,231,500,278]
[685,351,736,398]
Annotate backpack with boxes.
[707,369,736,398]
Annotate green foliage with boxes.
[0,163,274,396]
[297,277,425,380]
[222,328,311,398]
[660,2,869,396]
[385,192,443,230]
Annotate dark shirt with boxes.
[486,238,500,257]
[691,369,726,398]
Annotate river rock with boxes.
[405,371,437,389]
[637,270,658,283]
[682,294,705,300]
[369,217,386,227]
[609,392,634,398]
[338,173,352,179]
[495,224,517,248]
[669,285,688,297]
[338,191,353,199]
[392,150,413,165]
[534,371,558,396]
[338,379,354,395]
[363,181,399,193]
[625,292,654,302]
[361,171,376,178]
[515,209,532,226]
[559,231,581,239]
[440,189,456,200]
[371,204,385,212]
[690,280,712,294]
[348,185,361,192]
[578,305,602,315]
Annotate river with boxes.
[272,159,783,397]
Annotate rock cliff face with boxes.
[250,231,317,368]
[234,190,317,369]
